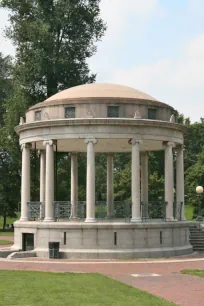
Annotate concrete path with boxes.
[0,257,204,305]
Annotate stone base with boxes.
[13,220,193,259]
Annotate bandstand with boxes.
[13,83,192,258]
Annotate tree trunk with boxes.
[47,74,58,98]
[3,214,6,231]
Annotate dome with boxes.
[45,83,158,102]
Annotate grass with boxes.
[0,271,175,306]
[0,240,12,245]
[184,205,194,220]
[0,231,14,236]
[182,270,204,278]
[0,215,19,229]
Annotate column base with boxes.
[85,218,96,223]
[166,217,176,222]
[43,217,55,222]
[20,217,28,222]
[131,217,142,223]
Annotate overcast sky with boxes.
[0,0,204,123]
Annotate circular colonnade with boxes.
[12,83,192,258]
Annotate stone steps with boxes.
[189,226,204,251]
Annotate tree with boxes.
[0,0,106,225]
[1,0,106,103]
[0,53,12,126]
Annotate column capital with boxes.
[129,138,142,145]
[84,138,97,145]
[163,141,175,148]
[43,140,56,147]
[20,143,32,151]
[175,144,184,152]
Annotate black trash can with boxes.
[48,242,60,259]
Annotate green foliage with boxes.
[184,205,194,220]
[184,121,204,216]
[0,0,106,224]
[1,0,106,99]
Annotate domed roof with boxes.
[45,83,158,102]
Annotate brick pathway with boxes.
[0,236,14,241]
[0,257,204,305]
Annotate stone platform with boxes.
[13,220,193,259]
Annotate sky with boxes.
[0,0,204,122]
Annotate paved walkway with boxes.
[0,257,204,305]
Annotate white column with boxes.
[85,139,97,222]
[20,143,31,221]
[141,152,148,218]
[71,153,78,219]
[44,140,55,222]
[40,150,46,219]
[176,145,186,220]
[165,142,175,221]
[107,154,114,218]
[131,139,142,222]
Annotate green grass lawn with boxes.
[182,270,204,278]
[0,240,12,245]
[184,205,194,220]
[0,271,175,306]
[0,231,14,236]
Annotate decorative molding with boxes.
[87,110,94,118]
[19,117,25,125]
[169,114,176,123]
[134,110,142,119]
[44,112,50,120]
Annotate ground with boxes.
[1,220,204,306]
[0,271,175,306]
[0,254,204,306]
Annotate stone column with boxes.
[176,145,186,220]
[131,139,142,222]
[71,153,78,219]
[141,152,148,218]
[85,139,97,222]
[107,154,114,218]
[20,143,31,221]
[40,150,46,219]
[44,140,55,222]
[164,142,175,221]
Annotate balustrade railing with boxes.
[27,201,45,220]
[114,201,132,219]
[27,200,174,222]
[96,201,107,218]
[141,201,167,221]
[77,201,86,219]
[54,201,72,219]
